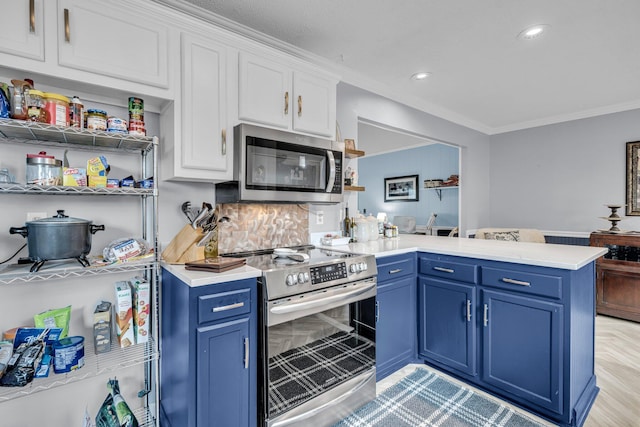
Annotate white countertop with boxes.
[163,235,607,287]
[162,262,262,287]
[330,234,607,270]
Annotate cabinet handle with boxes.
[389,268,402,274]
[466,299,472,322]
[483,303,488,327]
[221,128,227,155]
[284,91,289,115]
[243,337,249,369]
[501,277,531,287]
[375,301,379,322]
[212,301,244,312]
[297,95,302,117]
[64,8,70,43]
[433,266,454,273]
[29,0,35,33]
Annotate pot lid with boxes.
[27,210,91,225]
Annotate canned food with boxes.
[128,97,144,114]
[43,93,70,127]
[107,116,128,133]
[86,109,108,131]
[70,96,84,129]
[128,118,146,136]
[26,151,62,185]
[52,336,85,374]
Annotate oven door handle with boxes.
[270,281,376,315]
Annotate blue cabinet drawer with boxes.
[482,267,562,299]
[198,288,252,324]
[376,253,416,283]
[419,257,479,284]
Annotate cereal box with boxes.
[129,276,150,344]
[114,282,135,348]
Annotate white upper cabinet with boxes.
[0,0,45,61]
[238,52,337,139]
[161,31,234,182]
[57,0,169,88]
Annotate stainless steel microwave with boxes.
[215,124,343,204]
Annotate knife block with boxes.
[161,224,205,264]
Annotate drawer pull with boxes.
[502,277,531,287]
[466,299,472,322]
[221,128,227,155]
[433,266,454,273]
[389,268,402,274]
[375,301,380,322]
[483,303,489,327]
[243,337,249,369]
[212,301,245,312]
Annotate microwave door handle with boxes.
[325,150,336,192]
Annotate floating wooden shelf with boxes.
[345,148,365,158]
[344,185,365,192]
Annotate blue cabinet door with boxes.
[418,276,477,376]
[376,275,416,380]
[197,317,251,427]
[481,289,563,414]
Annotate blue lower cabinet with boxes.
[160,268,257,427]
[418,252,599,427]
[481,289,563,414]
[375,253,417,380]
[418,276,477,376]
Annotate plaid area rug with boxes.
[269,330,375,417]
[333,368,546,427]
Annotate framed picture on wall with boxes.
[384,175,419,202]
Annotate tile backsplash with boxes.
[217,203,309,253]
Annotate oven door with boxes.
[262,278,377,427]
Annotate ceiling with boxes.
[160,0,640,135]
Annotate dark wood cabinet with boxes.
[590,232,640,322]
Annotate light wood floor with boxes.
[378,315,640,427]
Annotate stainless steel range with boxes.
[227,245,377,427]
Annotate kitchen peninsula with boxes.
[162,235,606,427]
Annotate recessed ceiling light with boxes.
[411,72,431,81]
[517,24,550,40]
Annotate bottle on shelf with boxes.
[343,207,351,237]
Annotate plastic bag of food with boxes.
[95,378,139,427]
[34,305,72,338]
[0,332,45,387]
[103,238,152,263]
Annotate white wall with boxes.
[335,83,491,235]
[489,108,640,233]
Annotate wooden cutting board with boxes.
[184,257,246,272]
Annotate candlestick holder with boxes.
[600,204,624,232]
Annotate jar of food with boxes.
[26,151,62,186]
[70,96,84,128]
[42,93,70,127]
[26,89,47,122]
[86,109,108,131]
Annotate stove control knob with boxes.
[304,272,310,282]
[360,262,368,271]
[286,274,297,286]
[350,263,358,273]
[298,272,307,283]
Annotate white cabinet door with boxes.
[56,0,169,88]
[292,71,336,138]
[238,52,337,139]
[0,0,44,61]
[238,52,291,130]
[174,32,232,182]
